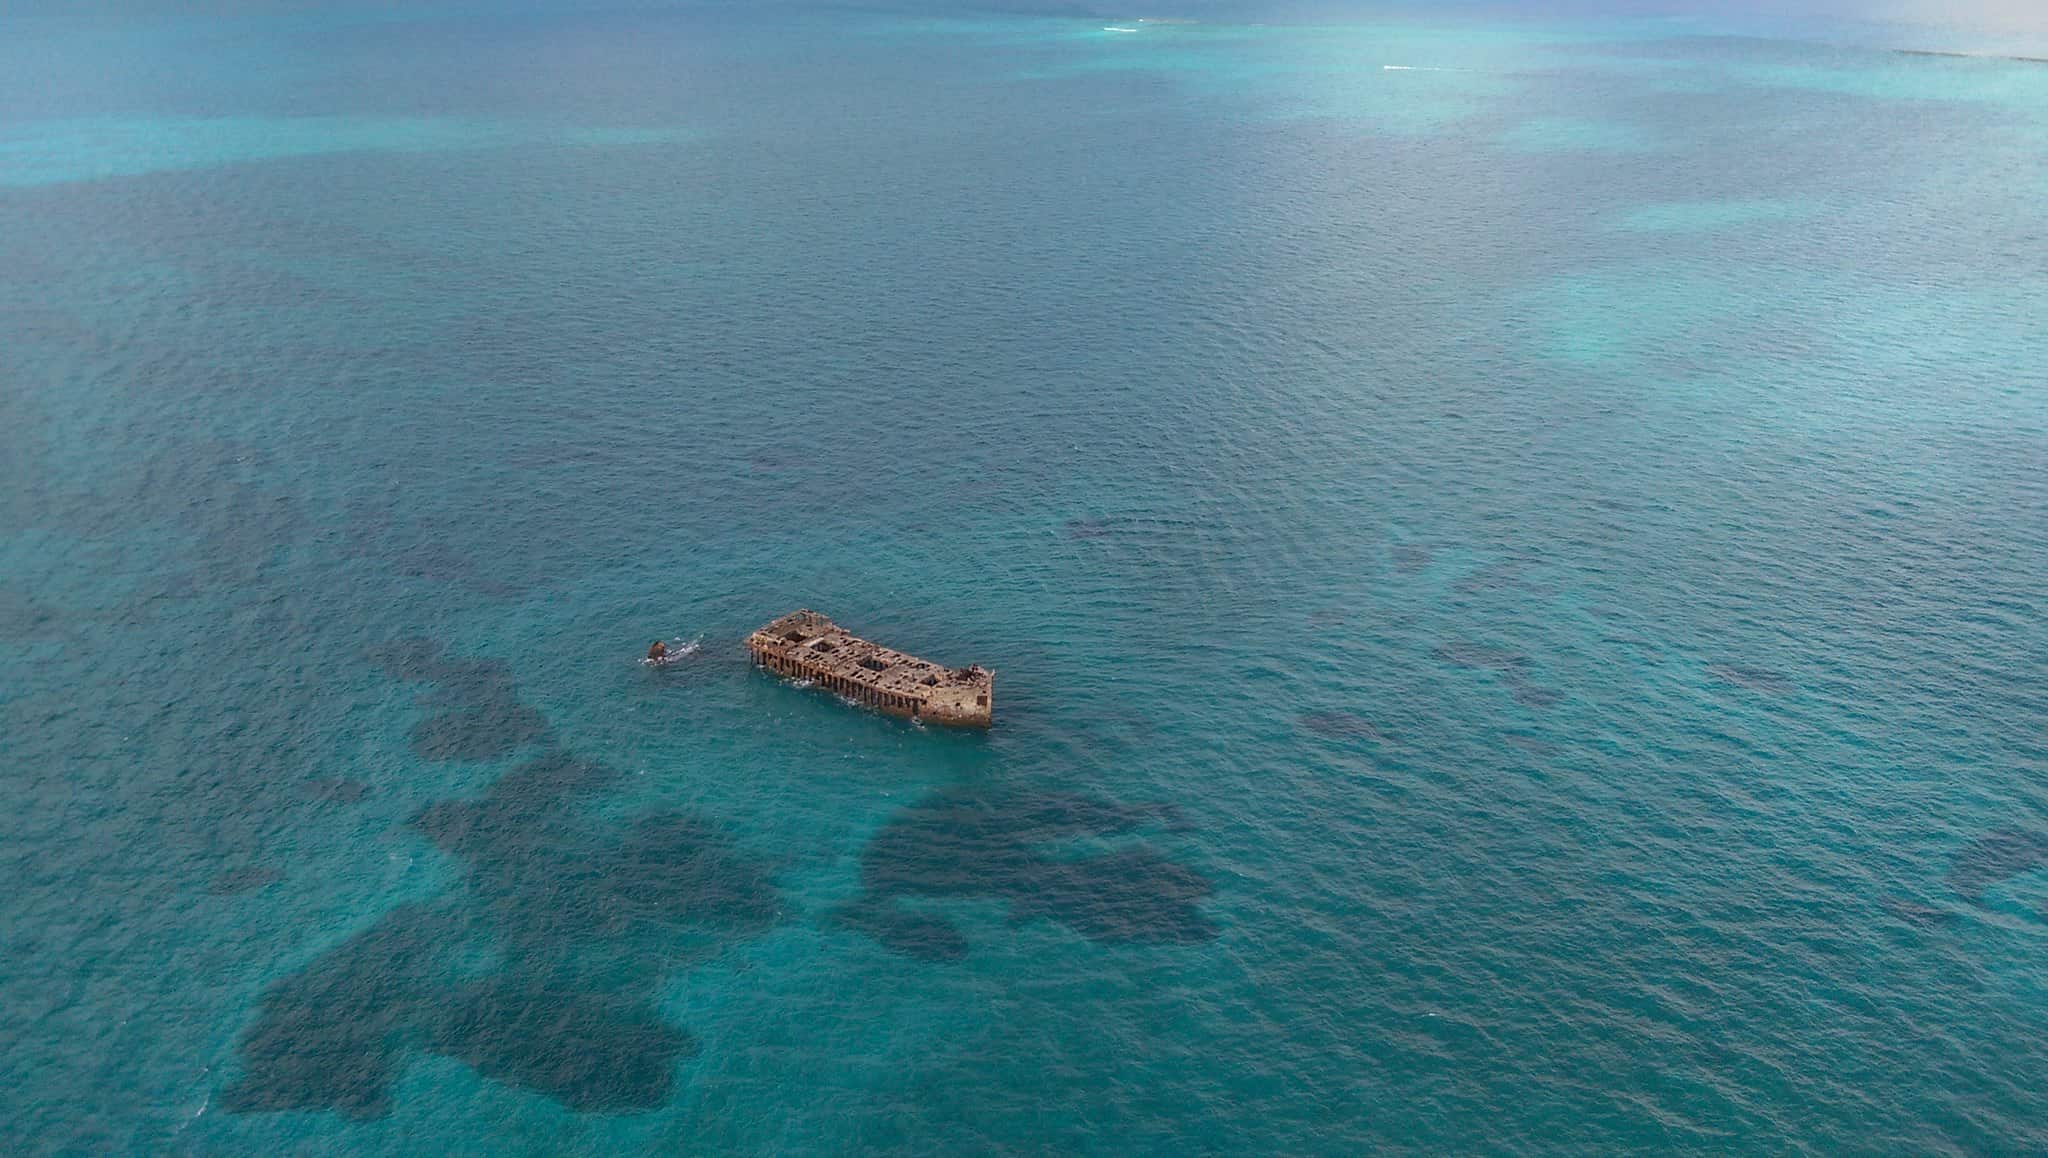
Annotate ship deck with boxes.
[745,610,993,727]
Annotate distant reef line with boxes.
[1893,48,2048,65]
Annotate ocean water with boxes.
[3,1,2046,1151]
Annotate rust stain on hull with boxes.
[746,610,993,728]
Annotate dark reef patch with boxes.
[408,703,552,762]
[833,903,972,962]
[368,639,554,763]
[209,865,284,896]
[1452,559,1527,596]
[386,537,524,598]
[346,505,531,598]
[1435,640,1561,710]
[364,637,454,680]
[1600,637,1664,657]
[223,904,455,1119]
[1707,663,1795,696]
[1008,848,1215,944]
[420,751,784,943]
[1062,515,1199,544]
[1946,828,2048,906]
[1881,898,1957,928]
[230,759,777,1117]
[183,477,305,589]
[415,777,783,946]
[229,647,782,1119]
[837,788,1215,960]
[211,493,301,578]
[367,639,520,699]
[593,812,785,931]
[1501,732,1559,759]
[428,981,699,1112]
[1300,710,1383,741]
[300,777,370,805]
[0,585,62,638]
[1434,641,1530,672]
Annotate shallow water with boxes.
[3,1,2046,1151]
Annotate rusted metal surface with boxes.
[746,610,994,727]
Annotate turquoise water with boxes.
[4,2,2047,1151]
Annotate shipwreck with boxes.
[746,610,993,728]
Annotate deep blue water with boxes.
[4,2,2047,1152]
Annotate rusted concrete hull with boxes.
[746,610,993,728]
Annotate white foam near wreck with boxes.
[747,610,994,728]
